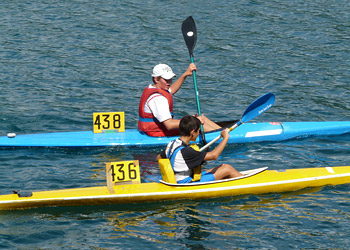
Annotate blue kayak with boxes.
[1,121,350,148]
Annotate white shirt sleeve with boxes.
[145,94,172,122]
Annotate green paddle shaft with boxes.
[191,57,201,116]
[182,16,206,144]
[190,57,206,144]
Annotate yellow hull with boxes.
[1,166,350,210]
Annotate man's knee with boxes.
[221,163,233,170]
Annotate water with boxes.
[1,0,350,249]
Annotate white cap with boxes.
[152,64,176,80]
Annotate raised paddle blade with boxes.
[182,16,197,57]
[182,16,206,145]
[241,93,275,123]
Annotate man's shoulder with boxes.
[147,93,167,103]
[181,145,197,155]
[181,145,205,157]
[147,84,172,94]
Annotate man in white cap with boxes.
[138,63,221,137]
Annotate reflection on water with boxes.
[81,184,350,249]
[1,183,349,249]
[107,202,210,249]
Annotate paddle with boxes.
[182,16,207,145]
[199,93,276,152]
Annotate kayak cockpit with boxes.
[158,158,268,186]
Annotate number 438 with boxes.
[93,112,125,133]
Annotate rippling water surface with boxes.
[1,0,349,249]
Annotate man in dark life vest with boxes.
[138,63,221,137]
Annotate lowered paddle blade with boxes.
[182,16,197,57]
[241,93,275,123]
[199,93,275,152]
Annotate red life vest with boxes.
[138,86,179,137]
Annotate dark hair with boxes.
[179,116,201,136]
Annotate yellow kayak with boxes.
[1,164,350,210]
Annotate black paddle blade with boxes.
[182,16,197,57]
